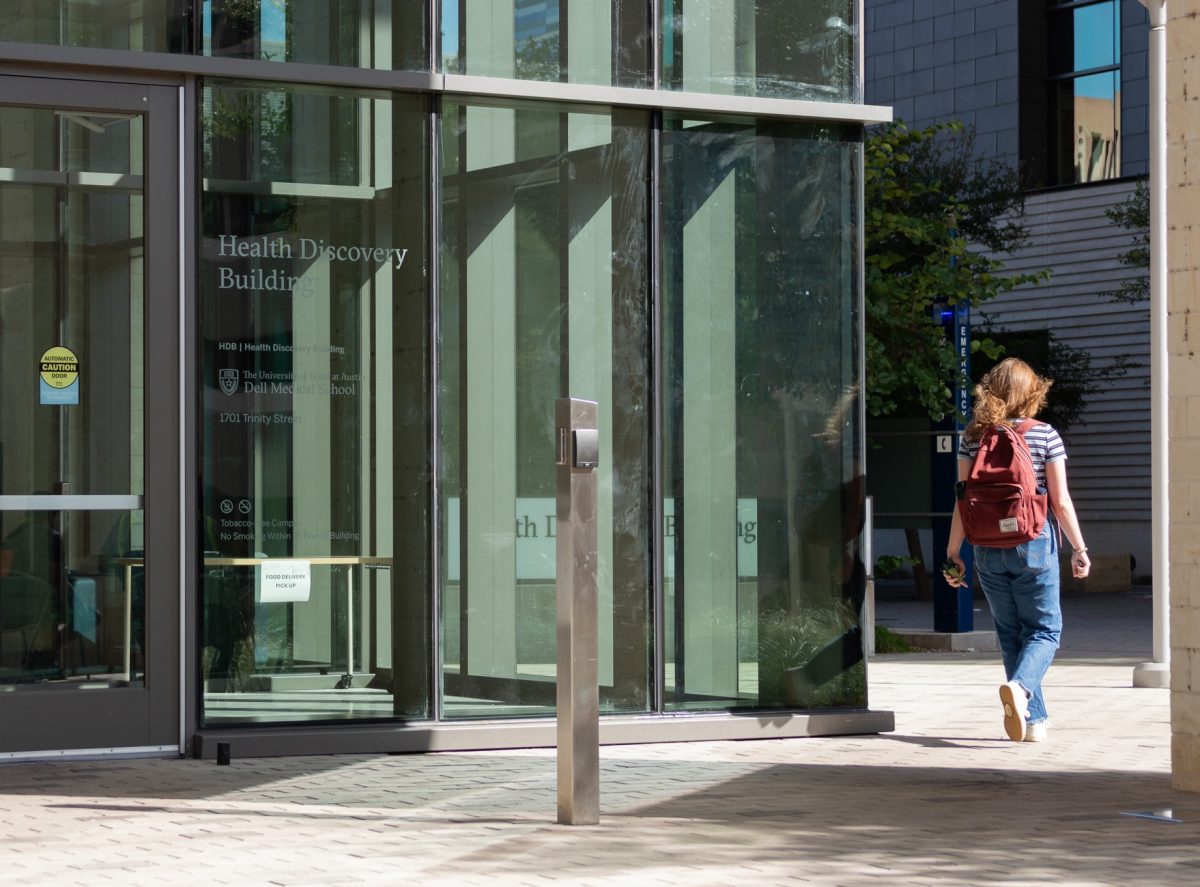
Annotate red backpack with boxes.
[959,419,1050,548]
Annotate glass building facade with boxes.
[0,1,891,759]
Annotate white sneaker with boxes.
[999,681,1029,742]
[1023,721,1049,743]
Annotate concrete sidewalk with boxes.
[875,587,1155,658]
[0,590,1190,887]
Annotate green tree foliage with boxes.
[515,33,560,81]
[865,121,1046,420]
[1103,180,1150,303]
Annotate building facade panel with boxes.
[0,2,888,760]
[866,0,1020,132]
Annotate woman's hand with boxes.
[942,552,968,588]
[1071,549,1091,579]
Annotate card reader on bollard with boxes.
[572,428,599,469]
[555,398,600,826]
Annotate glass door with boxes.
[0,76,179,756]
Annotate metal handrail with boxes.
[113,556,394,684]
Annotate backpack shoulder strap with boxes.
[1011,418,1062,545]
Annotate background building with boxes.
[865,0,1153,580]
[0,2,890,760]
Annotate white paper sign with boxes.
[257,559,312,603]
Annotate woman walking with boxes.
[944,357,1090,743]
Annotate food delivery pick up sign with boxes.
[40,346,80,405]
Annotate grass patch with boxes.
[874,625,914,653]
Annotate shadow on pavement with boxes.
[2,748,1196,884]
[446,761,1200,884]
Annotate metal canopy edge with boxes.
[0,41,892,125]
[442,74,894,123]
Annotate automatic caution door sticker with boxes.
[39,346,80,405]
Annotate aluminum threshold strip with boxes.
[0,41,892,125]
[193,709,896,759]
[0,744,177,762]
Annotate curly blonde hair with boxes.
[963,357,1053,443]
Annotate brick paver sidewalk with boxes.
[0,592,1192,886]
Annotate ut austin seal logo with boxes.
[219,368,239,396]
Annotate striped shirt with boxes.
[958,419,1067,489]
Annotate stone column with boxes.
[1167,0,1200,792]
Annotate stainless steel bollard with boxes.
[555,397,600,826]
[863,495,875,658]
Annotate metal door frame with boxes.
[0,73,181,758]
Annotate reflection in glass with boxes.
[1049,0,1119,75]
[199,81,429,725]
[0,0,186,52]
[662,0,855,99]
[662,115,864,711]
[1045,0,1121,185]
[1051,71,1120,184]
[1070,0,1118,70]
[202,0,427,71]
[442,0,649,87]
[0,105,146,686]
[439,100,652,719]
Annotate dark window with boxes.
[1046,0,1121,184]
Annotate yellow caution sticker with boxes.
[40,346,79,388]
[39,346,80,405]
